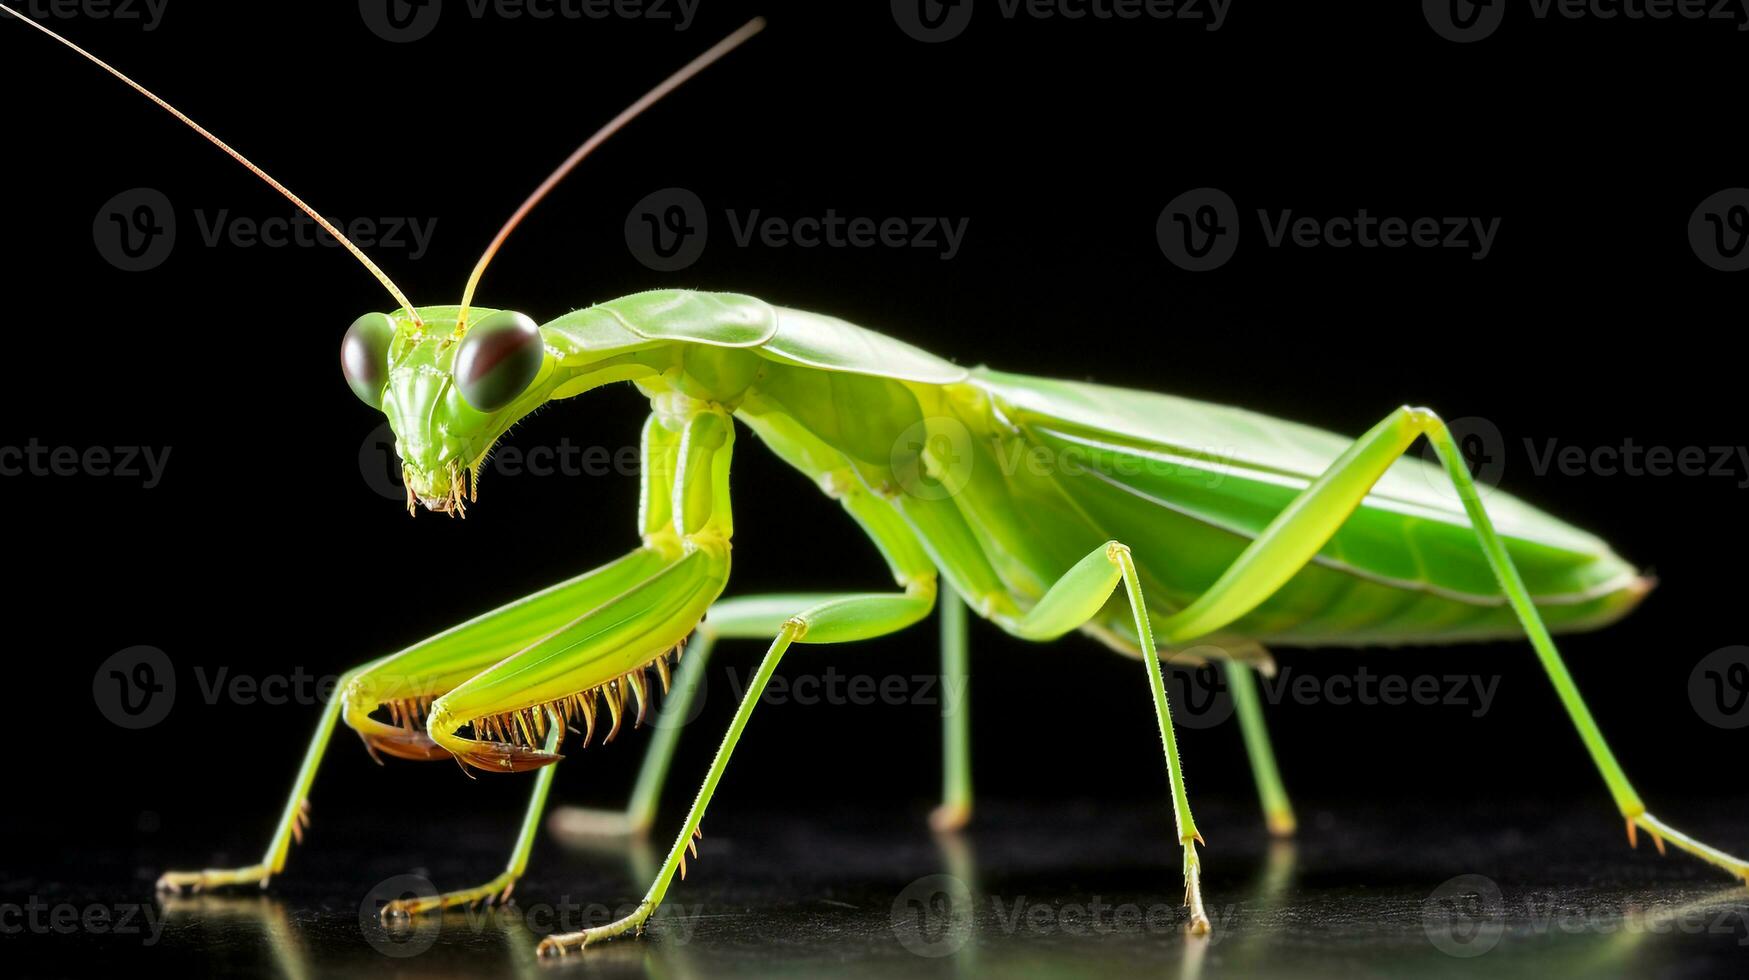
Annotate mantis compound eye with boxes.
[340,312,396,408]
[454,311,544,413]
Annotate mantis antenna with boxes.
[0,4,424,326]
[452,17,767,336]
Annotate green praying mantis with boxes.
[11,7,1746,958]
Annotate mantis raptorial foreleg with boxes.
[537,578,941,955]
[548,629,716,839]
[1150,405,1749,882]
[157,415,700,895]
[152,551,676,895]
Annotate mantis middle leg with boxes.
[536,576,941,954]
[548,588,975,838]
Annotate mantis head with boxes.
[341,307,551,516]
[5,8,761,515]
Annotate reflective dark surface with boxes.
[6,799,1745,978]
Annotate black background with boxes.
[1,0,1744,936]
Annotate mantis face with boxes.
[341,307,551,515]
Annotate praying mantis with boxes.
[10,7,1745,958]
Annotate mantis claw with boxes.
[154,864,272,895]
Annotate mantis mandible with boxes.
[10,8,1746,956]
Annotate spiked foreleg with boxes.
[156,413,699,894]
[425,544,730,772]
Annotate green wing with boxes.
[968,368,1646,646]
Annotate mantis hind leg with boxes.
[1154,405,1749,882]
[930,593,973,832]
[1225,658,1296,837]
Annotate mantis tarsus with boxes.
[11,7,1746,957]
